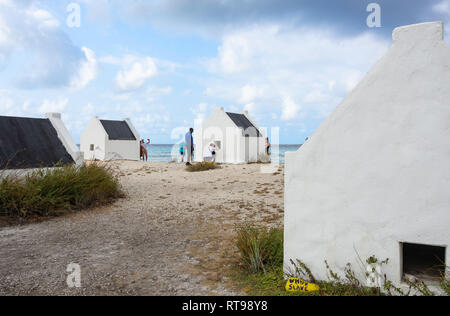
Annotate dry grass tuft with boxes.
[186,162,221,172]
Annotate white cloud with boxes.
[433,1,450,40]
[70,47,98,90]
[39,98,69,114]
[104,55,158,92]
[215,34,252,73]
[190,102,210,127]
[145,85,172,101]
[205,25,389,121]
[239,85,265,104]
[79,0,113,24]
[433,0,450,14]
[281,96,301,121]
[0,2,98,89]
[27,8,60,29]
[133,107,171,138]
[0,89,14,112]
[0,89,33,117]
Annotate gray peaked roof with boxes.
[0,116,74,169]
[226,112,262,137]
[100,120,136,141]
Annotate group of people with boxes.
[180,128,218,165]
[141,128,270,164]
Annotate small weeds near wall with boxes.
[231,224,449,296]
[0,163,122,218]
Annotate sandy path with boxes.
[0,162,284,296]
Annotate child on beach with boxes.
[179,142,185,163]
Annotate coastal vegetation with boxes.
[232,225,449,296]
[186,162,221,172]
[0,163,122,218]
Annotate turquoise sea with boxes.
[146,144,302,164]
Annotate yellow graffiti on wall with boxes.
[285,277,320,293]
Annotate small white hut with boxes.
[80,117,140,161]
[0,112,82,171]
[284,22,450,286]
[195,107,266,164]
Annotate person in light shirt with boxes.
[185,128,194,166]
[203,143,217,163]
[140,139,148,161]
[143,139,151,161]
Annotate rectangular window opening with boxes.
[401,242,446,282]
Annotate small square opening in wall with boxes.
[401,242,446,282]
[90,144,94,151]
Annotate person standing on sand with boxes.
[140,139,149,161]
[179,142,185,163]
[185,128,194,166]
[144,139,151,161]
[140,140,145,161]
[203,142,217,163]
[266,137,271,156]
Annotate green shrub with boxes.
[0,163,122,218]
[186,162,220,172]
[234,225,283,273]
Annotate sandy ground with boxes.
[0,161,284,296]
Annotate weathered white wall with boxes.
[81,117,140,161]
[105,139,140,161]
[195,107,234,163]
[105,118,140,161]
[196,107,266,164]
[80,117,108,160]
[46,113,83,165]
[284,22,450,285]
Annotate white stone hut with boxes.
[80,117,140,161]
[195,107,267,164]
[284,22,450,286]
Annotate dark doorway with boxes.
[401,242,446,282]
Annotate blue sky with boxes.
[0,0,449,144]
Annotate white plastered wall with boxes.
[104,118,140,161]
[80,117,108,161]
[81,117,140,161]
[284,22,450,286]
[46,112,84,165]
[196,107,266,164]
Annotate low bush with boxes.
[0,163,122,218]
[186,162,220,172]
[235,225,283,273]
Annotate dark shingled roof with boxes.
[100,120,136,141]
[0,116,74,170]
[226,112,262,137]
